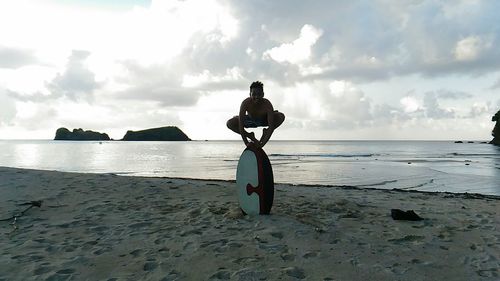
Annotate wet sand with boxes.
[1,166,499,280]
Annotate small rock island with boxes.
[122,126,191,141]
[54,126,191,141]
[54,128,111,141]
[491,109,500,145]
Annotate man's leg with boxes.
[262,111,285,134]
[226,116,258,142]
[260,111,286,146]
[272,111,285,129]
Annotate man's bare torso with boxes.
[243,97,273,119]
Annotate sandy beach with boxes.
[1,166,499,280]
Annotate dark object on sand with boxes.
[18,200,42,208]
[391,209,423,221]
[0,200,43,222]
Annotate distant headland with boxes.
[54,126,191,141]
[491,109,500,146]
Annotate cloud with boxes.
[490,77,500,90]
[372,103,409,123]
[1,0,500,140]
[181,67,247,91]
[434,89,473,99]
[246,1,500,82]
[399,91,459,120]
[6,89,53,103]
[46,50,101,101]
[423,92,455,119]
[0,46,38,69]
[86,0,500,91]
[279,80,373,130]
[400,96,421,113]
[323,81,372,125]
[117,85,199,107]
[454,36,491,61]
[263,24,323,64]
[0,89,17,126]
[14,102,58,130]
[111,60,200,107]
[278,79,480,136]
[469,101,491,118]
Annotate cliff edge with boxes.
[491,109,500,145]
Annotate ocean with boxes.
[0,140,499,195]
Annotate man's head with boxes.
[250,81,264,103]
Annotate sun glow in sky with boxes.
[1,0,499,140]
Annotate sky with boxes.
[1,0,500,140]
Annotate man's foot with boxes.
[246,132,258,143]
[247,141,262,149]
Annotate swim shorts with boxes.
[243,115,268,128]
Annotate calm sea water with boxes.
[0,140,499,195]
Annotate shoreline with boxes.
[1,166,499,280]
[3,165,500,200]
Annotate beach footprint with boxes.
[388,235,425,244]
[208,270,230,280]
[283,266,306,280]
[303,251,319,259]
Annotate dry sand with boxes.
[0,166,499,281]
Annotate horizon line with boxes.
[0,138,492,142]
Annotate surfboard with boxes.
[236,145,274,215]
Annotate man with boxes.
[227,81,285,148]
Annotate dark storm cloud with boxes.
[0,46,38,69]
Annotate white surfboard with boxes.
[236,145,274,215]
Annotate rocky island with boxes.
[54,126,191,141]
[122,126,191,141]
[491,109,500,145]
[54,128,110,141]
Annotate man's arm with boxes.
[259,102,275,147]
[238,100,249,145]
